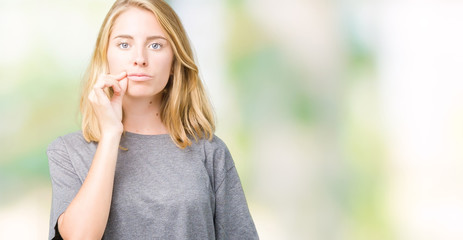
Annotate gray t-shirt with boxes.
[47,131,258,239]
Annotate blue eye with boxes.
[118,42,129,49]
[150,43,161,50]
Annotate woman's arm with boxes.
[57,72,128,239]
[205,137,259,239]
[57,132,121,239]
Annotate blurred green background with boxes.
[1,0,463,239]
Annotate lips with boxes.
[127,73,152,81]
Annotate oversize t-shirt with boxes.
[47,131,258,239]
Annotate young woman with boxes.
[47,0,259,239]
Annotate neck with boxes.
[122,94,168,135]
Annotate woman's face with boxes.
[107,7,174,99]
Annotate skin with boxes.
[57,7,174,239]
[107,6,174,135]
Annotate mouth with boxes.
[127,73,152,81]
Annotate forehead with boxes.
[110,7,166,38]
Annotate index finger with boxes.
[107,71,127,81]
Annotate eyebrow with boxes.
[112,34,167,41]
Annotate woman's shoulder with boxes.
[47,130,95,153]
[194,134,235,170]
[195,134,229,152]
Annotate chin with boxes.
[126,89,162,98]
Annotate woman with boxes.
[47,0,259,239]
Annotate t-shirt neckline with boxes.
[123,131,170,139]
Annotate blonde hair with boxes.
[80,0,215,148]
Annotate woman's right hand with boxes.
[88,71,128,137]
[57,72,127,239]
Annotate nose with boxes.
[133,48,147,66]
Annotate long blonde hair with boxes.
[80,0,215,148]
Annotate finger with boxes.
[111,83,122,95]
[94,79,122,93]
[94,87,110,105]
[112,88,120,96]
[112,78,127,101]
[119,77,128,93]
[88,90,96,102]
[108,71,127,81]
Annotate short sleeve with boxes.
[210,138,259,239]
[47,137,82,240]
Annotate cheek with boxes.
[107,48,125,72]
[155,52,174,75]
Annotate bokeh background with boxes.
[1,0,463,239]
